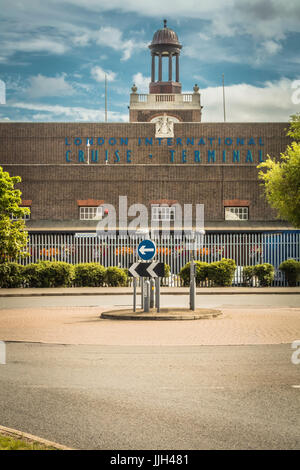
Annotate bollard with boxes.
[155,277,160,313]
[141,277,144,309]
[133,277,137,312]
[144,280,150,313]
[150,278,155,308]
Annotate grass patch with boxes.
[0,433,56,450]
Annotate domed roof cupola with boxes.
[148,20,182,94]
[150,19,182,50]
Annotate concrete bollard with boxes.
[150,278,155,308]
[144,280,150,313]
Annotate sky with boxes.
[0,0,299,123]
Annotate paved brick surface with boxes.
[0,305,299,345]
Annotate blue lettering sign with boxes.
[259,150,264,162]
[66,150,71,162]
[246,150,253,162]
[208,150,216,162]
[170,150,175,162]
[194,150,201,162]
[233,150,240,162]
[91,150,98,162]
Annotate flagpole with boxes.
[105,74,108,123]
[222,73,226,122]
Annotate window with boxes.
[225,207,248,221]
[151,206,176,221]
[11,208,31,221]
[79,206,103,220]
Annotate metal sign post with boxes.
[190,256,196,311]
[129,254,165,313]
[133,277,137,312]
[155,277,160,313]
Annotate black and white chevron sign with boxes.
[128,262,165,278]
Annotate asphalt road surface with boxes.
[0,342,299,450]
[1,293,300,309]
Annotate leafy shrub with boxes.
[160,263,171,286]
[253,263,275,287]
[0,262,25,288]
[279,259,300,286]
[164,263,171,278]
[207,258,237,287]
[179,261,210,286]
[105,266,127,286]
[74,263,106,287]
[24,261,74,287]
[243,266,255,286]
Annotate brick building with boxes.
[0,21,294,235]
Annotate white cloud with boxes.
[27,74,75,98]
[9,101,128,122]
[3,37,68,57]
[201,78,299,122]
[91,66,116,82]
[95,26,145,61]
[132,72,150,93]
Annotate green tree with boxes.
[0,167,29,262]
[258,115,300,228]
[287,112,300,142]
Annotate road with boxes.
[1,293,300,309]
[0,342,299,450]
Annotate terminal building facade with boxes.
[0,21,294,236]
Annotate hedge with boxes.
[179,259,236,287]
[179,261,209,286]
[253,263,275,287]
[242,266,255,286]
[74,263,106,287]
[104,266,128,286]
[279,259,300,286]
[0,262,25,288]
[243,263,275,287]
[207,258,237,287]
[24,261,74,287]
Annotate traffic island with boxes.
[101,307,222,320]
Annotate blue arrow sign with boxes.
[137,239,156,261]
